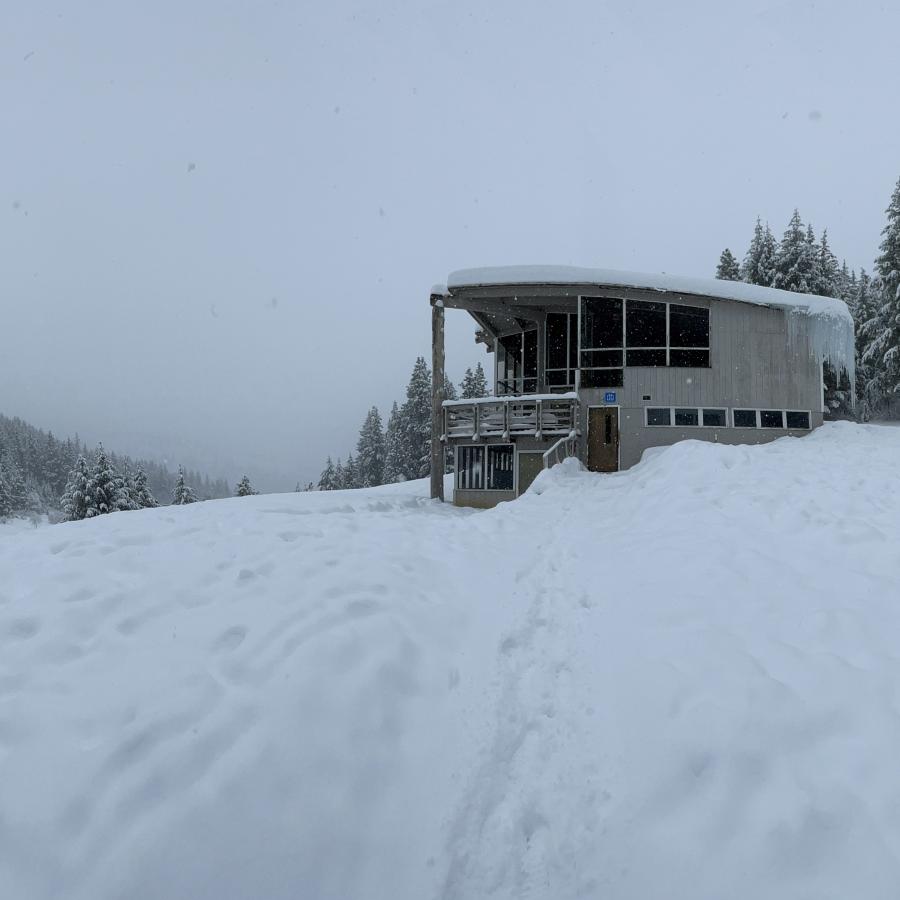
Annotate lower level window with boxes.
[702,408,727,427]
[733,409,757,428]
[456,445,514,491]
[646,408,671,426]
[674,408,699,426]
[760,410,785,428]
[785,411,811,429]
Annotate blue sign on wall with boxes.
[604,391,617,403]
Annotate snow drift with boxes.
[2,423,900,900]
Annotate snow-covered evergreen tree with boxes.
[459,362,489,398]
[382,402,403,483]
[774,209,817,294]
[355,407,385,487]
[60,455,91,521]
[84,444,121,517]
[342,454,359,489]
[0,455,28,513]
[0,467,11,519]
[333,458,346,489]
[131,468,158,508]
[172,466,198,505]
[235,475,257,496]
[741,218,777,286]
[815,229,839,297]
[715,248,741,281]
[398,356,432,481]
[862,178,900,409]
[318,457,338,491]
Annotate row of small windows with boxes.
[645,408,811,430]
[546,299,711,390]
[456,444,515,491]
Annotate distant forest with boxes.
[0,413,230,520]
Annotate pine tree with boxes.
[715,248,741,281]
[356,407,385,487]
[60,455,91,521]
[863,177,900,406]
[0,466,11,518]
[131,468,158,508]
[459,361,490,398]
[382,402,404,483]
[0,455,28,513]
[172,466,198,505]
[741,218,777,286]
[342,454,359,489]
[333,458,346,489]
[235,475,256,496]
[815,229,839,297]
[84,444,121,517]
[397,356,432,480]
[317,457,338,491]
[774,209,817,293]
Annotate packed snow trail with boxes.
[3,423,900,899]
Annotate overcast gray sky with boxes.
[2,0,898,489]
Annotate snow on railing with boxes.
[542,431,578,469]
[443,394,578,441]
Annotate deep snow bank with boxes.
[2,424,900,900]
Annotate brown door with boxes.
[588,407,619,472]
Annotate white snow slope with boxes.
[2,422,900,900]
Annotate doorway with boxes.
[588,407,619,472]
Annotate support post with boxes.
[431,296,445,501]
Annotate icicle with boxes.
[784,307,856,407]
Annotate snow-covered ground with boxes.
[3,423,900,900]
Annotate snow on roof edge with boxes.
[446,265,852,323]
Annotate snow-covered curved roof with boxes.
[446,265,852,324]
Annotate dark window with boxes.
[646,408,671,426]
[486,445,514,490]
[626,300,667,348]
[546,313,568,371]
[733,409,757,428]
[669,305,709,348]
[669,348,710,368]
[702,408,727,427]
[626,348,667,367]
[456,445,514,491]
[760,410,785,428]
[456,445,484,490]
[580,349,623,368]
[545,369,570,386]
[674,408,699,426]
[785,411,810,429]
[497,330,537,395]
[581,297,623,351]
[580,368,623,388]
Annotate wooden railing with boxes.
[443,394,578,441]
[543,432,578,469]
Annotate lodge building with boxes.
[429,266,855,509]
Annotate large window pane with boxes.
[626,300,666,347]
[486,445,514,490]
[524,330,537,379]
[456,446,484,490]
[580,349,623,368]
[546,313,569,370]
[669,348,710,367]
[497,330,537,394]
[702,408,727,427]
[626,348,666,367]
[785,411,810,429]
[733,409,757,427]
[760,410,784,428]
[581,297,623,349]
[674,408,699,426]
[580,368,623,388]
[670,304,709,347]
[646,408,671,426]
